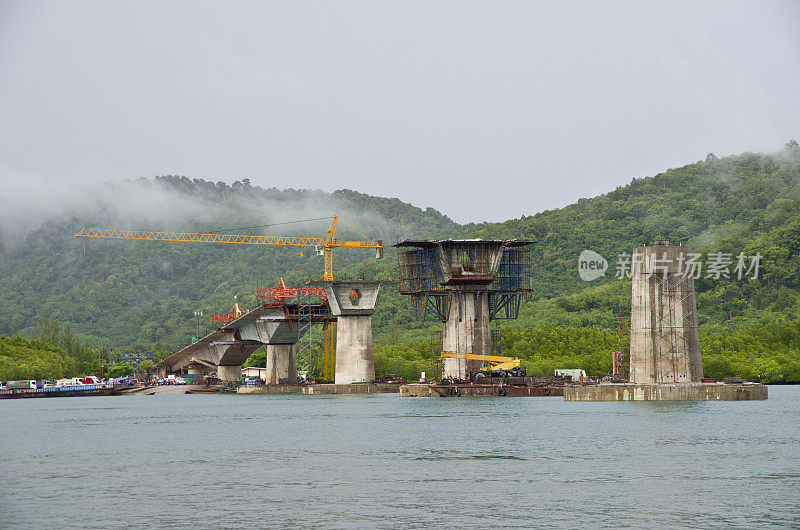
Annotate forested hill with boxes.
[0,176,464,347]
[467,143,800,300]
[0,142,799,355]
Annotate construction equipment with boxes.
[74,216,382,281]
[210,301,245,327]
[255,277,327,303]
[439,352,527,382]
[440,352,521,371]
[75,216,383,380]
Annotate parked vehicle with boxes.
[555,369,587,382]
[174,377,187,385]
[7,380,37,390]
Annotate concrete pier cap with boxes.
[315,280,381,316]
[313,280,382,385]
[235,307,300,345]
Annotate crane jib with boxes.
[73,228,382,249]
[74,228,327,247]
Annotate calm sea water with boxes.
[1,387,798,529]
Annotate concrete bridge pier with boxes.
[630,241,703,383]
[265,344,297,384]
[236,314,302,384]
[442,291,491,379]
[211,338,262,382]
[335,315,374,384]
[217,364,243,382]
[317,281,381,385]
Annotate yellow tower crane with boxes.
[74,216,383,380]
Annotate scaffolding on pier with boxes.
[398,245,535,322]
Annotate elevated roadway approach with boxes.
[154,279,384,386]
[154,303,326,382]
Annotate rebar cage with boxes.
[449,242,494,276]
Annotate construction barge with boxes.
[401,374,565,398]
[0,384,116,400]
[401,382,564,397]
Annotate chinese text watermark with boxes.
[579,250,761,281]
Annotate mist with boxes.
[0,175,397,247]
[1,1,799,224]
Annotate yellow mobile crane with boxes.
[75,216,383,380]
[439,352,521,372]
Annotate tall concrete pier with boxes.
[264,344,297,384]
[564,239,767,401]
[396,239,535,379]
[317,281,381,384]
[441,292,492,378]
[235,308,302,383]
[630,240,703,383]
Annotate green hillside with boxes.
[1,142,799,381]
[0,176,461,346]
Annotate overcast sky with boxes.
[1,1,798,224]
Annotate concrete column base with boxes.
[442,357,469,380]
[334,315,375,384]
[441,292,491,379]
[564,382,768,401]
[217,364,242,382]
[265,344,297,384]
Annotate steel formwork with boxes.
[398,248,439,293]
[410,292,452,322]
[398,244,534,322]
[255,286,327,304]
[488,292,524,320]
[211,311,238,327]
[491,247,533,291]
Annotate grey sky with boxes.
[1,1,798,224]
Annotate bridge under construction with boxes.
[76,222,767,400]
[151,279,382,385]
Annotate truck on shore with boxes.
[6,380,37,390]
